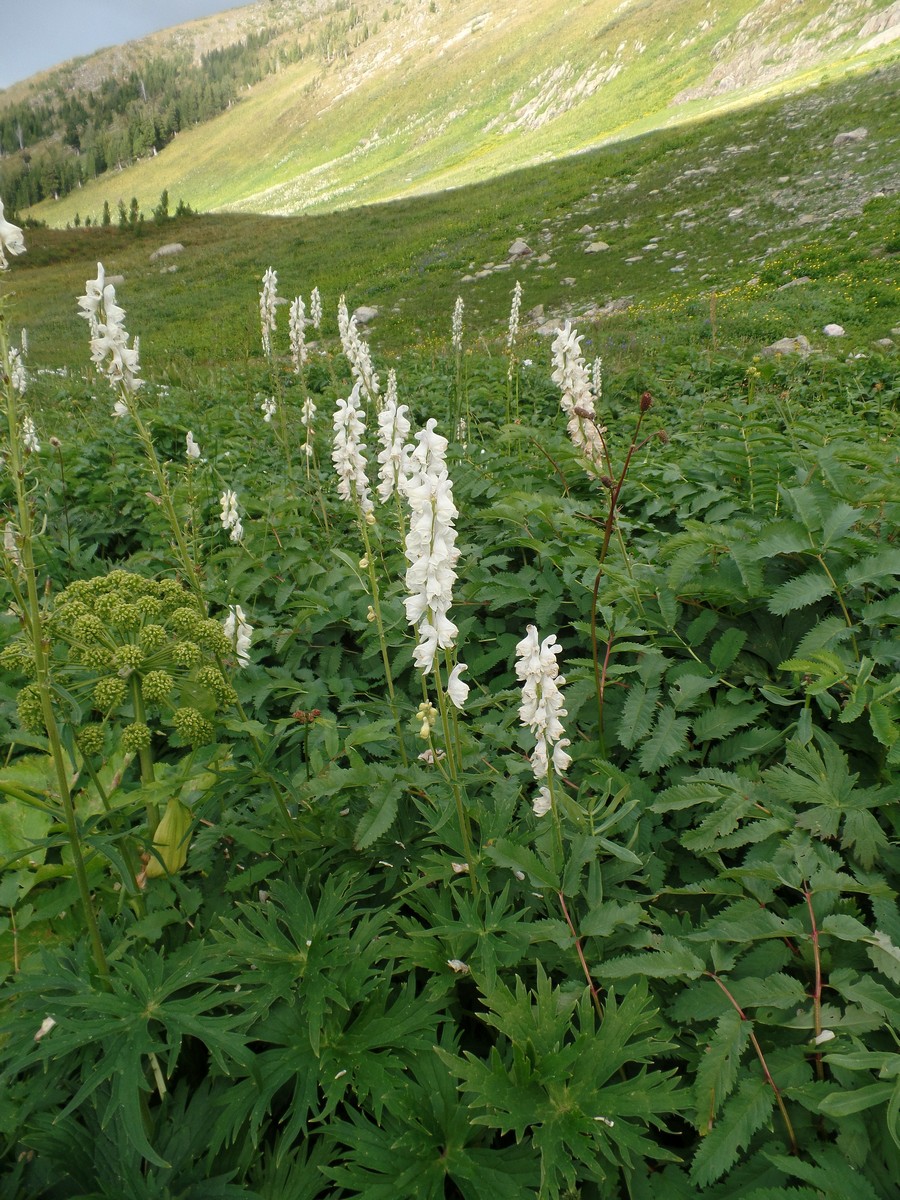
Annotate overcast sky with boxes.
[0,1,256,90]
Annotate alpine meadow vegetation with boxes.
[1,170,900,1200]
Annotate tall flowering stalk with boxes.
[331,385,406,763]
[1,212,110,984]
[77,264,203,604]
[551,321,608,477]
[260,267,278,358]
[506,279,523,424]
[289,295,307,374]
[375,369,412,537]
[310,286,322,331]
[338,295,380,407]
[403,418,474,870]
[451,295,467,439]
[516,625,571,864]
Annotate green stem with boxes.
[432,663,476,891]
[360,516,408,766]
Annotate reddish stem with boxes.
[559,891,604,1019]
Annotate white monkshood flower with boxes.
[515,625,572,817]
[403,418,460,673]
[551,321,607,477]
[8,347,26,394]
[219,489,244,543]
[376,369,412,503]
[260,396,277,423]
[338,295,380,405]
[3,522,21,567]
[223,604,252,667]
[289,295,307,372]
[310,286,322,330]
[186,431,201,460]
[0,197,26,270]
[301,395,317,457]
[77,263,143,395]
[332,382,373,515]
[592,355,603,404]
[452,296,464,352]
[112,399,129,419]
[21,415,40,453]
[507,280,522,350]
[446,662,469,710]
[260,267,278,357]
[533,786,552,818]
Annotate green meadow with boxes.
[1,50,899,1200]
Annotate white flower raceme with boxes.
[186,431,201,460]
[223,604,252,667]
[452,296,464,352]
[260,396,277,423]
[376,369,412,503]
[507,280,522,350]
[21,415,40,453]
[310,286,322,330]
[7,347,26,394]
[20,329,28,357]
[0,197,25,269]
[338,295,380,405]
[260,267,278,357]
[301,395,317,457]
[332,382,373,515]
[515,625,571,817]
[592,355,603,404]
[289,295,307,372]
[403,418,460,673]
[551,320,607,477]
[219,489,244,543]
[77,263,143,395]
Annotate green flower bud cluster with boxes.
[121,721,152,753]
[7,570,241,754]
[171,706,214,747]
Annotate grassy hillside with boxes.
[7,61,898,381]
[18,0,900,228]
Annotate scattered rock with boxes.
[746,276,760,287]
[891,327,900,337]
[475,270,492,280]
[528,304,545,322]
[584,241,610,254]
[560,277,576,287]
[460,274,475,283]
[591,296,633,317]
[874,338,894,349]
[106,274,125,286]
[508,239,533,259]
[833,127,868,147]
[762,335,812,357]
[823,323,845,337]
[625,256,643,264]
[778,276,812,290]
[149,243,184,262]
[728,207,744,219]
[577,224,594,235]
[537,253,551,264]
[536,318,566,337]
[353,306,379,324]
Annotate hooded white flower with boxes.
[310,286,322,330]
[376,369,412,503]
[219,489,244,543]
[289,295,307,372]
[338,296,380,405]
[186,431,201,460]
[7,347,26,394]
[515,625,571,816]
[403,419,460,673]
[447,662,469,710]
[332,382,373,515]
[21,415,40,453]
[260,267,278,357]
[0,198,25,269]
[77,263,143,394]
[507,280,522,350]
[223,604,252,667]
[260,396,277,423]
[452,296,464,352]
[551,321,607,476]
[3,522,21,567]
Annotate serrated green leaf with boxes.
[637,706,690,773]
[487,839,559,889]
[694,1010,750,1131]
[768,569,833,616]
[692,701,764,744]
[710,628,747,673]
[618,682,659,750]
[354,784,400,849]
[690,1075,773,1187]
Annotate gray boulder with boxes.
[833,127,868,147]
[149,243,184,262]
[762,335,812,357]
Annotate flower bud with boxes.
[640,391,653,412]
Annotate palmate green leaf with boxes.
[767,568,833,616]
[689,1075,774,1188]
[694,1010,751,1132]
[637,706,690,774]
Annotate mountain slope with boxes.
[12,0,900,228]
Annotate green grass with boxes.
[9,62,899,383]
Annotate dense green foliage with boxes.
[1,237,898,1195]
